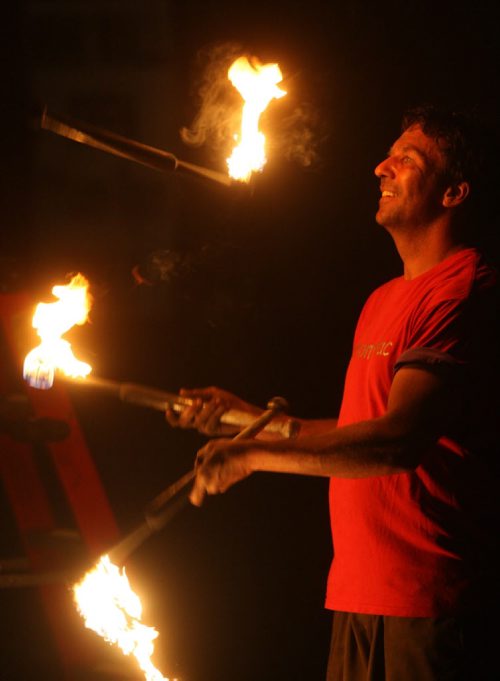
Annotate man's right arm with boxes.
[165,386,338,439]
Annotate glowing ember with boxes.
[74,555,171,681]
[227,56,286,182]
[23,273,92,389]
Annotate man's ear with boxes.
[442,181,470,208]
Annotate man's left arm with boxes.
[190,366,460,505]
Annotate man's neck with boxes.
[389,222,466,280]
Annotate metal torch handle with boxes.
[39,108,233,187]
[117,383,299,439]
[61,376,299,438]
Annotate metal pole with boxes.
[39,107,233,187]
[59,375,298,438]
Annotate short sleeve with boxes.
[393,347,465,381]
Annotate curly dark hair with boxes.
[401,104,497,245]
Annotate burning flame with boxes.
[23,273,92,389]
[227,56,286,182]
[74,555,171,681]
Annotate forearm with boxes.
[256,415,338,441]
[190,410,429,505]
[295,417,339,436]
[246,415,422,478]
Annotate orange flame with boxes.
[23,273,92,389]
[227,56,286,182]
[73,555,172,681]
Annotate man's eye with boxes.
[402,156,413,164]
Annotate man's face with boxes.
[374,124,448,231]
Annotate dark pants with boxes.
[326,611,494,681]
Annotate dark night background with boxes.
[1,2,498,680]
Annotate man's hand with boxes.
[165,386,262,437]
[189,438,256,506]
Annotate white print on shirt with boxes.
[354,341,394,360]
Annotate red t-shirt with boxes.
[325,248,499,617]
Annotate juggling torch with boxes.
[70,396,293,681]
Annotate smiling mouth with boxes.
[381,190,396,198]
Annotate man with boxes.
[166,105,499,680]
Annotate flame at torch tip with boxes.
[227,56,286,182]
[23,273,92,389]
[73,555,171,681]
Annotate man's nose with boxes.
[374,157,393,178]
